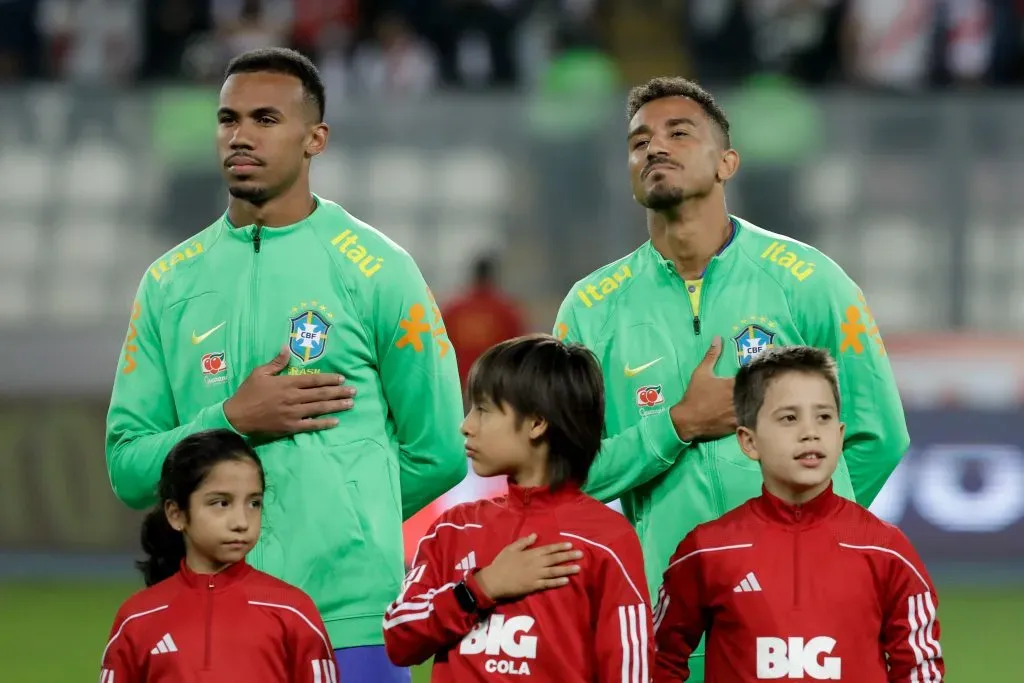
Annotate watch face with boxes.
[455,582,476,612]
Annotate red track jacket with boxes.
[383,483,655,682]
[653,484,944,683]
[100,560,338,683]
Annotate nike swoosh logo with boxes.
[191,322,226,345]
[624,357,663,377]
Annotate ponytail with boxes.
[138,430,264,586]
[136,506,185,587]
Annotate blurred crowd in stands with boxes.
[0,0,1022,94]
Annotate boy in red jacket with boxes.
[383,334,654,682]
[653,346,944,683]
[100,430,337,683]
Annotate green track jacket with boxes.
[106,196,467,648]
[554,217,910,603]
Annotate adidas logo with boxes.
[151,633,178,655]
[733,572,762,593]
[454,551,477,572]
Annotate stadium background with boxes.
[1,0,1023,680]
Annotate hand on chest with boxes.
[451,529,591,674]
[452,521,584,573]
[450,525,593,618]
[167,291,358,391]
[606,311,793,420]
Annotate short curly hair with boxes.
[626,76,731,148]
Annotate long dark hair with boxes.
[136,429,264,587]
[466,334,605,489]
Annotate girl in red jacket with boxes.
[100,429,338,683]
[653,346,944,682]
[383,334,655,682]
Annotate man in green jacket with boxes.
[105,48,466,682]
[553,77,909,682]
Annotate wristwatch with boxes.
[453,580,478,614]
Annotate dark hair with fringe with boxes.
[733,346,841,429]
[467,334,605,488]
[225,47,326,122]
[137,429,264,587]
[626,76,731,148]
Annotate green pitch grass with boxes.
[1,580,1019,682]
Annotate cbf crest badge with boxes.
[732,323,776,367]
[289,306,332,364]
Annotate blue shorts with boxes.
[334,645,412,683]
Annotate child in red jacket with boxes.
[653,346,944,682]
[100,429,338,683]
[383,334,654,682]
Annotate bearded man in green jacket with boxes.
[554,77,910,683]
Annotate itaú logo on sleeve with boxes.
[756,637,840,680]
[459,614,537,675]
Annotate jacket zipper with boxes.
[251,227,262,353]
[204,575,215,669]
[687,257,717,336]
[248,225,263,569]
[684,258,724,512]
[792,508,801,608]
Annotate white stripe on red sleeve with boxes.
[617,604,649,683]
[907,592,942,682]
[311,658,338,683]
[383,582,458,630]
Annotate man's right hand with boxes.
[474,534,583,602]
[670,336,738,442]
[223,347,357,436]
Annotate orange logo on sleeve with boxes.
[839,294,885,356]
[396,289,452,358]
[397,303,431,352]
